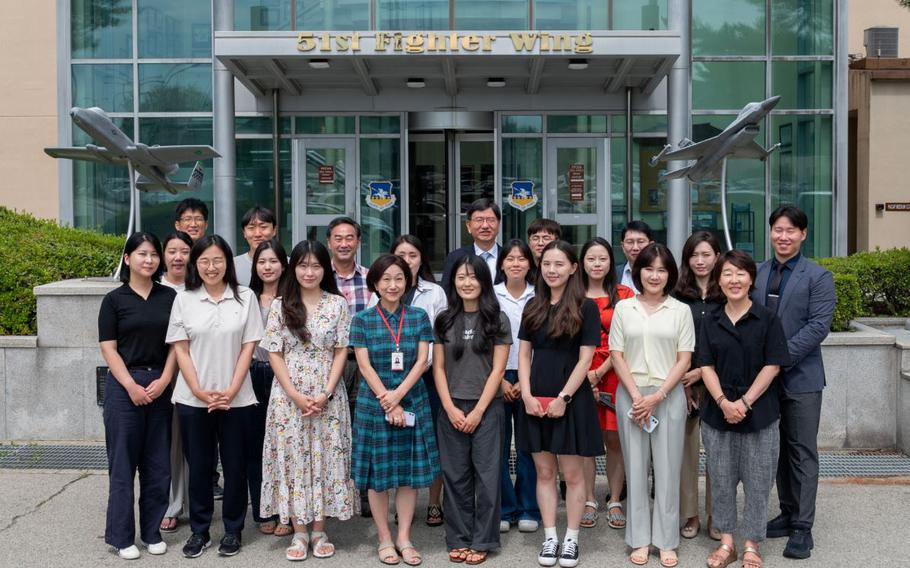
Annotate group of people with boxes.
[99,196,835,568]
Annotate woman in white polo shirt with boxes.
[609,243,695,568]
[166,234,265,559]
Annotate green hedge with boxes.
[818,248,910,331]
[0,207,122,335]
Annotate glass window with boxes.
[139,64,212,112]
[138,118,214,241]
[72,65,133,113]
[770,114,832,257]
[692,61,765,110]
[235,138,292,247]
[771,0,833,55]
[611,137,669,254]
[235,116,291,135]
[535,0,607,30]
[71,0,133,59]
[633,114,668,134]
[690,114,767,259]
[502,115,542,134]
[610,137,627,260]
[772,61,833,110]
[235,0,292,30]
[692,0,765,56]
[547,115,608,134]
[612,0,667,30]
[408,140,447,273]
[455,0,528,30]
[297,0,369,30]
[138,0,211,58]
[72,119,134,235]
[360,115,401,134]
[501,137,543,243]
[612,115,627,134]
[360,138,402,265]
[296,115,356,134]
[377,0,448,30]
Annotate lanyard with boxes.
[376,304,406,350]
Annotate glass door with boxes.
[408,134,447,274]
[546,138,609,247]
[292,138,356,244]
[454,134,495,247]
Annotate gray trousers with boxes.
[165,408,189,518]
[777,390,822,530]
[437,398,505,552]
[702,421,779,543]
[616,384,686,550]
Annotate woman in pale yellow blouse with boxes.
[609,243,695,568]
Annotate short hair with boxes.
[527,217,561,239]
[365,254,414,296]
[632,243,678,295]
[712,249,758,295]
[118,232,164,283]
[768,205,808,231]
[161,230,193,250]
[240,205,277,229]
[465,198,501,221]
[326,216,362,239]
[621,220,654,242]
[174,198,209,222]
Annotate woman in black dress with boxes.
[516,240,602,568]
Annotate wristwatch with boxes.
[558,391,572,403]
[321,389,334,401]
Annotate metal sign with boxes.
[569,163,585,202]
[885,202,910,212]
[318,165,335,184]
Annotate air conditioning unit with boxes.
[864,27,899,58]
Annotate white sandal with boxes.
[286,532,309,562]
[606,501,626,529]
[580,500,599,528]
[311,531,335,559]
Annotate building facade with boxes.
[46,0,846,265]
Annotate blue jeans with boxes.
[500,370,541,523]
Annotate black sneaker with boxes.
[212,482,224,501]
[559,539,579,568]
[783,529,813,559]
[218,534,242,557]
[182,533,211,558]
[538,538,559,567]
[766,512,791,538]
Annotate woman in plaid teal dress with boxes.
[350,254,440,566]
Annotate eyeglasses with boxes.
[470,216,499,226]
[529,234,555,244]
[179,216,206,224]
[197,258,225,268]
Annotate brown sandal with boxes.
[426,504,444,526]
[707,543,736,568]
[448,548,469,563]
[465,550,487,565]
[741,546,762,568]
[258,520,277,534]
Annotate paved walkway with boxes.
[0,470,906,567]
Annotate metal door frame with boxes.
[545,137,610,238]
[291,137,357,244]
[454,132,496,247]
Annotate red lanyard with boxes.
[376,304,405,350]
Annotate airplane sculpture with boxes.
[650,95,781,183]
[45,106,220,194]
[650,95,782,249]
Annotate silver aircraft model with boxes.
[650,95,782,183]
[45,106,220,194]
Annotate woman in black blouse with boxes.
[99,232,177,559]
[697,250,790,568]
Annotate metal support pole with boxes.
[114,160,138,279]
[625,87,633,223]
[213,0,237,250]
[719,157,733,250]
[666,0,691,259]
[272,89,282,236]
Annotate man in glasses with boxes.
[616,220,654,294]
[441,198,504,290]
[526,218,561,263]
[174,198,209,242]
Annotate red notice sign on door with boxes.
[318,165,335,184]
[569,163,584,202]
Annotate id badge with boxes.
[391,349,404,371]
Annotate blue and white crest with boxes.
[366,181,396,211]
[507,180,538,211]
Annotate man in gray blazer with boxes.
[753,205,835,560]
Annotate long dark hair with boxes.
[186,234,242,304]
[521,240,587,338]
[494,238,536,285]
[435,255,501,360]
[249,238,289,301]
[280,240,340,342]
[580,237,620,307]
[674,231,723,302]
[391,234,435,284]
[118,231,164,283]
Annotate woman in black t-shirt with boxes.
[516,240,602,568]
[98,232,177,560]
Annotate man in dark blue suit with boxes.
[441,198,503,290]
[753,205,835,560]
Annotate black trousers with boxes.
[776,390,823,530]
[178,403,254,537]
[249,360,277,523]
[103,368,172,549]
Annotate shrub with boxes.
[0,207,122,335]
[829,273,862,332]
[818,248,910,324]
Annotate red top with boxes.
[590,285,635,371]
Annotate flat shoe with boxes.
[449,548,470,563]
[274,523,294,537]
[286,533,309,562]
[681,521,700,539]
[160,517,178,533]
[311,532,335,559]
[396,541,423,566]
[259,520,277,535]
[706,543,736,568]
[630,547,649,566]
[378,540,400,565]
[659,550,678,568]
[466,550,487,565]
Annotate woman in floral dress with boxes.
[260,240,356,561]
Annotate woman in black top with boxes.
[516,240,601,568]
[697,250,790,568]
[99,232,177,560]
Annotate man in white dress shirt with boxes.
[616,220,654,294]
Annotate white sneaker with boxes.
[116,545,140,560]
[519,519,540,533]
[500,520,512,533]
[146,541,167,555]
